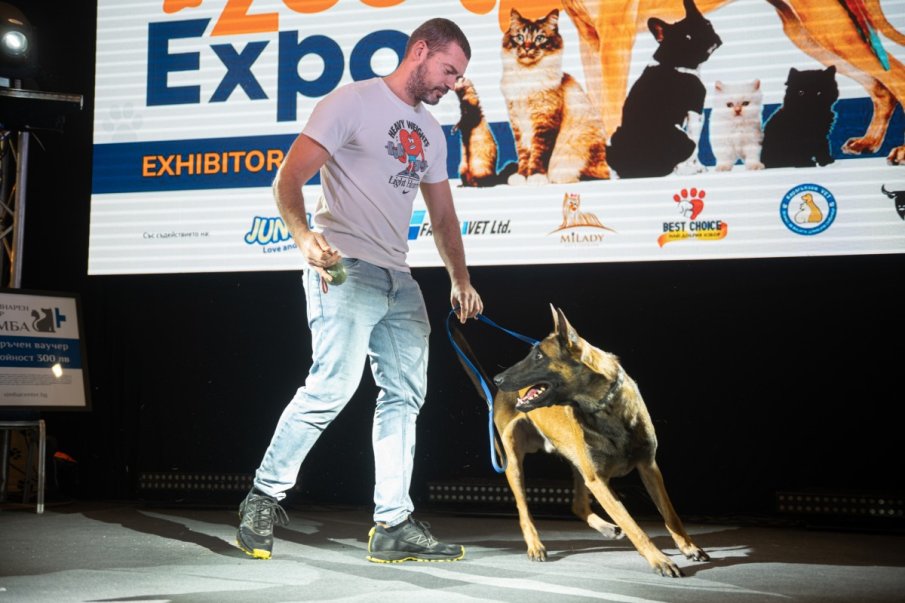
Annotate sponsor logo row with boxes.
[238,182,900,253]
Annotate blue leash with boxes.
[445,308,539,474]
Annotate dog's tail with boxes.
[863,0,905,46]
[450,326,498,401]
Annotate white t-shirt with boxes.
[302,77,449,272]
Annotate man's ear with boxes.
[410,39,429,62]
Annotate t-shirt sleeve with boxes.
[420,122,449,184]
[302,85,362,155]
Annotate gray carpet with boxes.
[1,502,903,602]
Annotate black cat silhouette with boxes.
[31,308,55,333]
[762,66,839,168]
[606,0,722,179]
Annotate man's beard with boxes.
[406,62,445,106]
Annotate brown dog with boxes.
[560,0,905,163]
[453,305,707,577]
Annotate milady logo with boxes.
[549,193,615,245]
[780,183,837,235]
[658,187,727,247]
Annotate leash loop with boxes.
[445,308,539,474]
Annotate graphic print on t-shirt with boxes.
[386,119,432,194]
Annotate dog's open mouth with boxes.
[515,383,551,411]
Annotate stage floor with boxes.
[1,501,903,602]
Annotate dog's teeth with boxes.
[517,385,547,403]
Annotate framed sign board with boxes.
[0,289,91,411]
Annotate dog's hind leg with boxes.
[637,460,709,562]
[534,408,686,576]
[580,469,686,577]
[570,466,624,540]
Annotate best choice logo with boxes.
[658,187,727,247]
[779,183,837,235]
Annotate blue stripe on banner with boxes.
[0,337,84,369]
[91,98,902,195]
[91,133,308,193]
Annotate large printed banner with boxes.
[90,0,905,274]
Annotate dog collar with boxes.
[650,61,700,78]
[601,366,625,406]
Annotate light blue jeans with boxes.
[253,258,430,527]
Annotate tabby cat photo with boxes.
[452,76,516,187]
[500,8,609,185]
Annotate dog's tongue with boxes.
[518,386,539,402]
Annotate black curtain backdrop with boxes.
[4,1,903,517]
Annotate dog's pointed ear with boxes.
[648,18,667,43]
[552,305,580,350]
[683,0,702,19]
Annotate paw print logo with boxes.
[99,103,143,142]
[674,188,705,220]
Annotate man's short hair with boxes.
[405,18,471,61]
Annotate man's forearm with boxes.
[273,175,311,249]
[431,215,471,285]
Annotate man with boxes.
[236,18,483,563]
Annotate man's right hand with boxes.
[300,231,341,281]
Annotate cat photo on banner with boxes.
[558,0,905,169]
[451,0,905,184]
[452,76,517,187]
[709,80,765,171]
[761,66,840,168]
[499,8,609,185]
[605,0,722,179]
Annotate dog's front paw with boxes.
[526,542,547,562]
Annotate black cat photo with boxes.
[761,65,839,168]
[606,0,722,179]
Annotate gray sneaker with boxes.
[236,489,289,559]
[367,516,465,563]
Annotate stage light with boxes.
[0,1,35,81]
